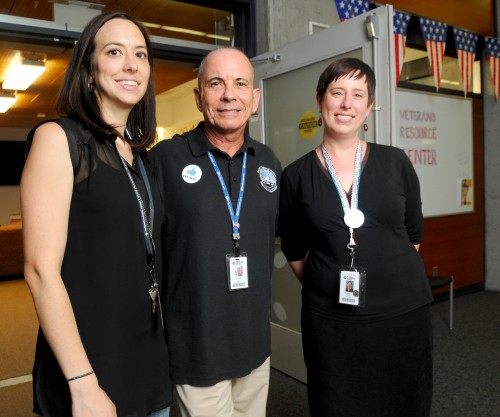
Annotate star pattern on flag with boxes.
[393,10,411,86]
[485,36,500,100]
[420,18,448,90]
[453,28,478,96]
[335,0,370,21]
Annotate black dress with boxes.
[279,143,433,417]
[29,121,172,417]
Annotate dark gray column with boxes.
[483,0,500,290]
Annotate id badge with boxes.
[338,266,367,307]
[226,253,249,291]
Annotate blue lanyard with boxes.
[207,150,247,255]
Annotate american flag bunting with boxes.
[485,37,500,100]
[393,10,411,86]
[335,0,370,21]
[420,18,448,91]
[453,28,478,96]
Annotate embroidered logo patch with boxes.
[257,166,277,192]
[182,165,202,184]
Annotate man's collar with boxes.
[187,121,256,157]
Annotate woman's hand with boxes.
[289,258,307,283]
[70,374,117,417]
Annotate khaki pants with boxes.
[175,357,270,417]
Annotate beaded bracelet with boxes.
[66,370,95,382]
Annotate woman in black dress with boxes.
[279,58,433,417]
[21,11,171,417]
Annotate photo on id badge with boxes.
[339,267,366,307]
[226,253,249,291]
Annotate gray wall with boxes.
[254,0,339,54]
[483,1,500,291]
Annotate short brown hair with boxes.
[316,58,376,106]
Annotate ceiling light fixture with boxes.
[161,25,206,37]
[2,59,46,91]
[144,22,161,29]
[144,21,230,42]
[205,34,231,41]
[0,92,17,113]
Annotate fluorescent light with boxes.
[144,21,229,41]
[205,34,231,41]
[2,59,46,91]
[441,79,460,86]
[144,22,161,29]
[0,92,17,113]
[161,25,206,37]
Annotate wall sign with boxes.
[394,89,474,217]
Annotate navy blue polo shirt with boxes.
[148,122,281,386]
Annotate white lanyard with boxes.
[321,141,364,265]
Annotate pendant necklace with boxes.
[321,140,364,262]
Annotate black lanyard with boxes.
[119,154,155,265]
[118,143,163,328]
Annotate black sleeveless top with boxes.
[29,120,172,416]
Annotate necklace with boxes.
[321,140,364,229]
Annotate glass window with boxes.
[0,0,255,129]
[3,1,235,46]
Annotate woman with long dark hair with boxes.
[21,11,171,416]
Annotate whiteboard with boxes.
[393,90,474,217]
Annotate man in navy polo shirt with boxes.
[149,46,281,417]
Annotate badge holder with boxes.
[226,233,249,291]
[338,265,367,307]
[338,230,367,307]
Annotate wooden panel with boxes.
[153,59,197,95]
[7,0,54,20]
[0,225,23,276]
[419,98,484,290]
[124,0,231,43]
[377,0,494,36]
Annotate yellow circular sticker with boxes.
[298,110,319,140]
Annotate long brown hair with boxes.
[56,11,157,151]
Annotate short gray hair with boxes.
[197,46,249,89]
